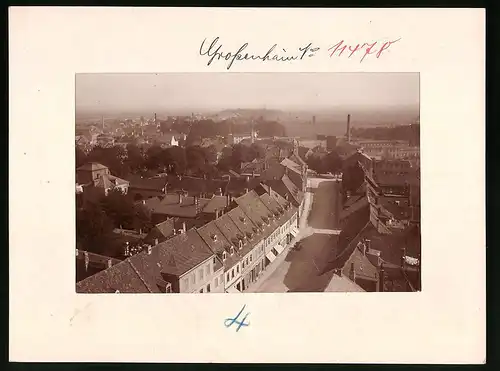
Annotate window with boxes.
[183,278,189,290]
[222,252,227,261]
[199,269,204,280]
[200,288,204,293]
[206,265,210,276]
[207,284,211,293]
[231,270,235,279]
[213,257,216,265]
[250,255,253,263]
[236,265,240,273]
[191,274,196,285]
[226,273,230,282]
[214,277,218,288]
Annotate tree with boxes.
[86,146,127,176]
[76,201,115,255]
[341,162,366,195]
[76,146,88,168]
[125,144,144,173]
[99,189,153,231]
[323,151,343,174]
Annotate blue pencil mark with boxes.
[224,305,250,332]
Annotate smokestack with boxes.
[347,114,351,143]
[226,194,231,207]
[182,222,186,232]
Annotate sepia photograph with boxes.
[75,72,421,294]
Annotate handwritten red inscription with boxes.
[328,38,401,62]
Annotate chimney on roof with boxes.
[226,193,231,207]
[107,259,113,268]
[195,197,201,214]
[142,199,146,205]
[349,262,356,282]
[148,245,153,255]
[154,238,159,245]
[182,222,186,233]
[179,193,183,204]
[245,188,249,194]
[84,251,89,271]
[379,263,385,292]
[216,209,220,219]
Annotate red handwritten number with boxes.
[376,38,401,58]
[360,42,378,63]
[348,44,362,58]
[329,41,347,57]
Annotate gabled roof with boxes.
[280,157,302,176]
[197,221,237,270]
[147,218,176,241]
[77,162,109,172]
[76,259,155,293]
[138,228,215,277]
[288,152,307,167]
[324,274,365,292]
[94,174,129,189]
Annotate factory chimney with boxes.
[346,114,351,143]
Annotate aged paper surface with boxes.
[9,7,485,363]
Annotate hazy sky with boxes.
[76,73,419,113]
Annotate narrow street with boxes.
[249,176,342,293]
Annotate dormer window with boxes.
[239,216,246,223]
[115,290,120,293]
[238,240,243,249]
[165,283,172,293]
[222,251,227,261]
[246,231,253,239]
[211,234,218,242]
[230,246,235,255]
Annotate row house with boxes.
[76,184,299,294]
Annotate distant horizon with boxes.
[76,73,420,116]
[76,104,420,118]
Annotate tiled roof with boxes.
[340,196,370,221]
[322,204,371,274]
[148,194,211,218]
[138,228,214,277]
[342,247,379,281]
[324,274,365,292]
[94,174,129,189]
[288,152,307,167]
[76,259,154,293]
[144,218,176,244]
[281,174,304,205]
[280,157,302,176]
[202,195,230,214]
[77,162,109,172]
[197,220,239,270]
